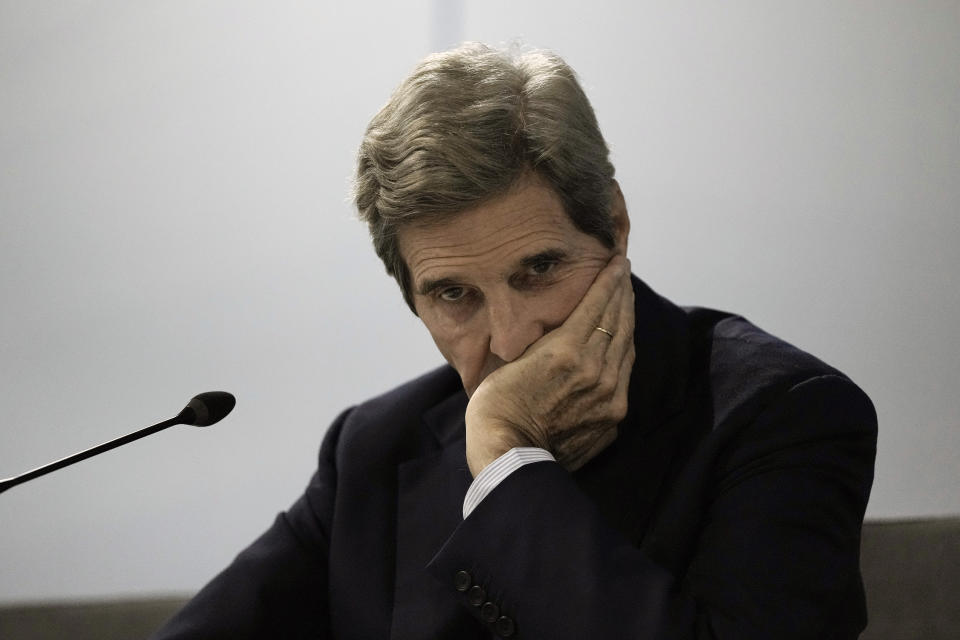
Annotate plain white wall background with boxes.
[1,1,957,602]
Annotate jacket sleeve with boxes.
[150,408,351,640]
[426,375,877,639]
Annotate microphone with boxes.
[0,391,236,495]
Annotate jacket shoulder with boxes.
[685,308,864,428]
[349,364,462,422]
[332,364,464,466]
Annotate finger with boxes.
[565,254,629,342]
[588,275,624,347]
[592,259,632,346]
[579,259,631,388]
[581,332,633,429]
[602,262,635,369]
[586,267,634,422]
[611,338,635,421]
[610,264,636,411]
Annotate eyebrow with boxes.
[519,249,567,269]
[415,249,569,297]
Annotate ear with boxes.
[610,180,630,254]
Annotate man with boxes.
[154,43,876,639]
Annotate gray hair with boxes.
[353,42,616,312]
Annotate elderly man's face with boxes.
[399,174,629,397]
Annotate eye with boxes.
[438,286,467,302]
[530,259,558,275]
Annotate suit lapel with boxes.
[390,391,488,640]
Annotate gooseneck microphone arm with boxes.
[0,391,235,495]
[0,416,183,495]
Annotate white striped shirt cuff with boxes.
[462,447,556,519]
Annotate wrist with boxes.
[464,416,539,477]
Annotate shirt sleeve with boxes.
[462,447,556,518]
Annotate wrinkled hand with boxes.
[465,255,636,476]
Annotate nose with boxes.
[486,293,544,363]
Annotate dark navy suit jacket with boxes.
[153,277,877,639]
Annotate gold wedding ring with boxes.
[594,326,614,339]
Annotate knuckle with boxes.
[610,397,628,421]
[579,361,601,386]
[598,368,619,394]
[553,346,578,372]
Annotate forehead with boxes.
[398,179,588,279]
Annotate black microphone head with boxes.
[181,391,236,427]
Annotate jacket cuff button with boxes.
[467,585,486,607]
[481,601,500,623]
[454,570,472,592]
[495,615,516,637]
